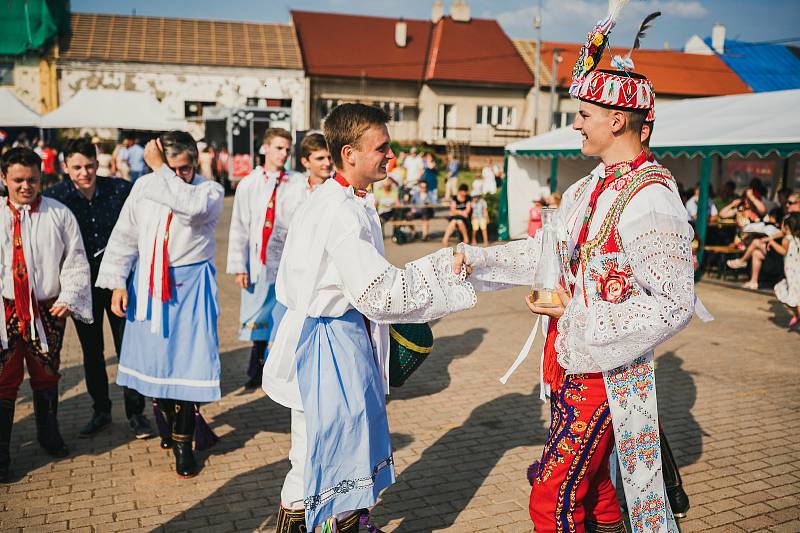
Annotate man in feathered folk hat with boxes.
[455,3,701,531]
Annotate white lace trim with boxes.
[558,213,695,373]
[356,247,476,323]
[457,236,541,291]
[55,245,93,324]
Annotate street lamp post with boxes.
[549,48,564,130]
[532,2,542,135]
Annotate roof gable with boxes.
[60,13,303,70]
[424,17,533,86]
[291,10,431,82]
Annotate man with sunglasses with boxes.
[45,138,152,440]
[97,131,224,478]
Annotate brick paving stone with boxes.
[1,199,799,532]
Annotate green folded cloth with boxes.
[389,323,434,387]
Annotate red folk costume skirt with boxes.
[529,372,624,533]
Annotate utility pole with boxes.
[549,48,564,130]
[531,0,543,135]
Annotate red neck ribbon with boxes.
[8,196,42,337]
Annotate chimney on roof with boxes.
[711,23,726,54]
[451,0,471,23]
[395,19,408,48]
[432,0,444,23]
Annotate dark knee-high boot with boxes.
[155,399,175,449]
[32,387,68,457]
[660,424,689,518]
[245,341,266,388]
[0,398,15,482]
[275,506,306,533]
[173,400,197,478]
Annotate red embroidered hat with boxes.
[570,4,661,120]
[574,69,655,114]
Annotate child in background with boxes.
[528,197,544,237]
[772,212,800,328]
[471,186,489,245]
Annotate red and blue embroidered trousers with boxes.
[530,373,624,533]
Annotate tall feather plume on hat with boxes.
[569,0,631,97]
[611,11,662,71]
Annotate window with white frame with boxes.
[476,104,516,127]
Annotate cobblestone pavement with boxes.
[1,197,799,532]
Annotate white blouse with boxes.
[264,178,476,409]
[226,167,306,284]
[0,196,92,348]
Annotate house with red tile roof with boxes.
[513,39,751,132]
[292,3,535,151]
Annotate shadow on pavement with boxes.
[157,432,415,532]
[656,351,702,468]
[388,327,487,401]
[766,298,800,333]
[375,385,544,532]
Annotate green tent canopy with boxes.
[0,0,68,56]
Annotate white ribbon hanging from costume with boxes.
[134,205,171,336]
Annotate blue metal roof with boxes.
[705,38,800,92]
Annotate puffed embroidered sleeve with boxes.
[54,209,93,323]
[226,180,250,275]
[556,210,695,373]
[330,216,476,324]
[141,166,224,227]
[456,234,542,292]
[96,190,140,290]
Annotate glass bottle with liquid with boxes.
[530,207,564,307]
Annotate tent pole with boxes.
[498,153,510,241]
[550,156,558,193]
[696,155,713,273]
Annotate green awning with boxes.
[0,0,68,56]
[508,142,800,160]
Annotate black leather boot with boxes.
[32,387,68,457]
[275,506,306,533]
[155,399,175,449]
[172,401,197,478]
[0,398,15,482]
[660,424,690,518]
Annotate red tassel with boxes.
[161,213,173,302]
[542,318,565,389]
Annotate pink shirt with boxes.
[528,206,542,237]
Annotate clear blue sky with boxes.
[71,0,800,50]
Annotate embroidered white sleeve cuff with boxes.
[356,247,476,324]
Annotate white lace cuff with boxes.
[556,299,601,373]
[356,247,476,324]
[457,236,541,292]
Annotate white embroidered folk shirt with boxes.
[226,167,307,284]
[96,166,224,293]
[264,178,477,410]
[0,196,93,348]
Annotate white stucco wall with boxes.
[57,61,307,136]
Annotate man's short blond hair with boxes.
[323,103,389,168]
[262,127,292,146]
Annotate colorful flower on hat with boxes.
[593,33,605,46]
[584,56,595,69]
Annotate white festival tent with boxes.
[501,89,800,240]
[40,89,187,131]
[0,88,41,127]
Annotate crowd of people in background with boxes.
[1,132,231,191]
